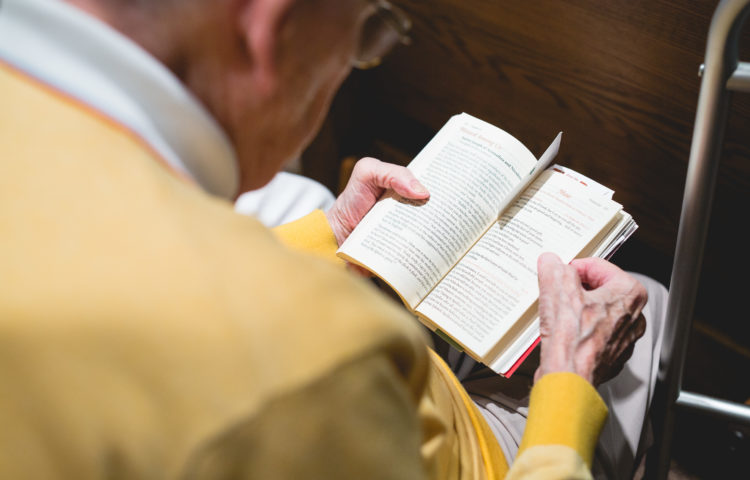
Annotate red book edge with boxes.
[502,336,540,378]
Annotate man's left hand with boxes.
[535,253,648,386]
[326,157,429,246]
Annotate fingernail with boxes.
[410,179,428,195]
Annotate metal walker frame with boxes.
[646,0,750,477]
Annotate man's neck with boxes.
[63,0,183,69]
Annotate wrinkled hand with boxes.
[534,253,648,386]
[326,157,429,246]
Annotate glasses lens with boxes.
[354,2,411,69]
[355,15,401,68]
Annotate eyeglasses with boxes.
[353,0,412,69]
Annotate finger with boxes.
[351,157,429,200]
[573,260,647,313]
[570,257,625,290]
[537,252,564,290]
[537,253,581,326]
[605,340,636,384]
[609,312,646,363]
[588,273,648,315]
[537,253,562,318]
[538,252,582,299]
[620,341,636,364]
[633,312,647,341]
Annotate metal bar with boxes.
[676,391,750,426]
[646,1,750,478]
[727,61,750,91]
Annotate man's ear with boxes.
[238,0,296,98]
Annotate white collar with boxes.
[0,0,239,199]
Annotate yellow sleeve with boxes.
[506,372,608,480]
[272,210,346,268]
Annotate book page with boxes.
[416,170,622,357]
[550,164,614,198]
[338,113,538,308]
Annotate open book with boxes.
[338,113,637,377]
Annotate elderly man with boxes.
[0,0,665,478]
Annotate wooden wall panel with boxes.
[354,0,750,261]
[303,1,750,341]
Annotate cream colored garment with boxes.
[235,172,336,227]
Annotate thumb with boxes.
[351,157,429,200]
[537,252,563,286]
[537,252,565,321]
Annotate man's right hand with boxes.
[534,253,648,386]
[326,157,429,247]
